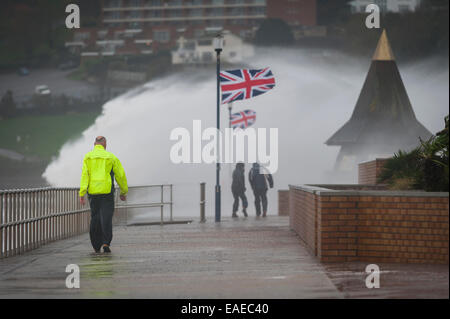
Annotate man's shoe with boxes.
[263,211,267,217]
[232,212,238,218]
[94,249,101,253]
[102,244,111,253]
[243,209,248,217]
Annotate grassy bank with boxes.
[0,111,101,160]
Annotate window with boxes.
[210,8,223,16]
[169,9,183,17]
[210,19,224,27]
[202,52,213,63]
[190,9,203,16]
[230,8,245,16]
[212,0,224,5]
[106,0,121,8]
[129,0,142,7]
[150,0,162,6]
[375,0,387,12]
[231,19,245,25]
[194,29,205,38]
[97,30,108,39]
[148,10,162,17]
[198,39,212,46]
[129,22,142,27]
[129,11,141,18]
[74,32,91,41]
[252,7,265,15]
[153,30,170,42]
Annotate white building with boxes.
[350,0,422,13]
[171,30,255,65]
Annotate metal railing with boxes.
[0,188,90,259]
[0,184,174,259]
[115,184,173,225]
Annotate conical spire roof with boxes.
[326,30,431,149]
[372,29,395,61]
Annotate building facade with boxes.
[67,0,317,59]
[350,0,422,13]
[100,0,316,43]
[171,30,255,64]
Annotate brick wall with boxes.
[278,190,290,216]
[289,185,449,264]
[289,186,317,255]
[267,0,317,26]
[358,158,389,184]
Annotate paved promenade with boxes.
[0,216,341,298]
[0,216,447,299]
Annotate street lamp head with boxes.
[213,34,223,53]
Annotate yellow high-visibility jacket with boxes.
[79,145,128,197]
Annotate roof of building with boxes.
[372,29,395,61]
[326,30,432,147]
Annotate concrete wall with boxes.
[288,185,449,264]
[358,158,389,185]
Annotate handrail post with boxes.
[200,182,206,223]
[0,194,3,259]
[170,184,173,222]
[160,185,164,226]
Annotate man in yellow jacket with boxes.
[79,136,128,253]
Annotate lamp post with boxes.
[228,103,233,178]
[214,34,223,223]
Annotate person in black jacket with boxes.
[249,162,274,217]
[231,162,248,218]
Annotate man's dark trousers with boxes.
[88,193,114,251]
[253,189,268,216]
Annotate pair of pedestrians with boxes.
[231,162,274,218]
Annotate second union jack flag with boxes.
[220,68,275,104]
[230,109,256,130]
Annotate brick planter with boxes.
[358,158,389,185]
[288,184,449,264]
[278,190,289,216]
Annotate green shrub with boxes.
[378,115,449,192]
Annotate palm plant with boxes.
[378,115,449,192]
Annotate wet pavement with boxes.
[324,261,449,299]
[0,216,447,298]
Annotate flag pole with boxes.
[214,35,223,223]
[228,103,233,178]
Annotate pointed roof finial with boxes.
[372,29,395,61]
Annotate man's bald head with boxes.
[94,136,107,149]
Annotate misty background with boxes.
[42,49,449,219]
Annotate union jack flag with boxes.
[230,109,256,130]
[220,68,275,104]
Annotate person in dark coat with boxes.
[231,162,248,218]
[248,163,274,217]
